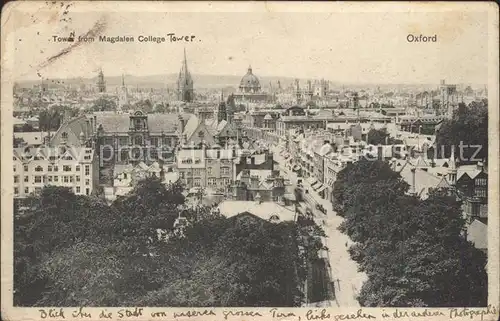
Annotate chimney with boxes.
[178,115,186,134]
[251,156,255,165]
[410,167,416,195]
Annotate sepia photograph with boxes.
[1,1,499,319]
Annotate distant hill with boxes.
[15,74,484,92]
[16,74,328,90]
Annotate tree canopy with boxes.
[91,97,117,112]
[435,101,488,163]
[333,159,487,307]
[14,177,313,307]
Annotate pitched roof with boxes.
[50,115,93,146]
[182,114,200,138]
[400,165,447,199]
[217,201,295,222]
[467,219,488,250]
[94,113,183,134]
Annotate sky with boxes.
[3,2,491,85]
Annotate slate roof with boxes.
[217,201,296,222]
[94,113,181,133]
[467,219,488,251]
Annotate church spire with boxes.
[183,48,188,75]
[122,74,125,87]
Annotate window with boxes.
[48,165,53,172]
[85,179,90,185]
[84,156,91,160]
[194,178,201,187]
[85,165,90,176]
[23,165,28,171]
[207,167,213,175]
[63,165,72,172]
[53,166,59,172]
[221,167,230,175]
[54,176,59,182]
[24,176,29,182]
[208,178,216,186]
[76,186,81,193]
[48,176,52,182]
[14,187,19,195]
[85,188,90,195]
[476,178,487,186]
[69,176,74,183]
[63,176,69,183]
[13,165,16,172]
[14,175,19,183]
[76,165,81,172]
[119,137,128,146]
[24,187,29,194]
[62,132,68,139]
[76,176,80,182]
[34,176,42,183]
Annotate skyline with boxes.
[5,3,490,85]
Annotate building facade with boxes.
[176,147,237,192]
[13,145,99,198]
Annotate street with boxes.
[272,145,367,307]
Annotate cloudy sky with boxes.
[3,2,492,84]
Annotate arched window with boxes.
[35,165,43,172]
[62,132,68,139]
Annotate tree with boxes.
[91,97,117,112]
[435,101,488,162]
[15,178,312,307]
[333,159,487,307]
[154,103,167,113]
[133,99,153,113]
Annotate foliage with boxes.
[91,97,117,112]
[435,101,488,162]
[333,159,487,307]
[14,178,308,307]
[366,128,401,145]
[133,99,153,113]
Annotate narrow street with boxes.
[272,146,367,307]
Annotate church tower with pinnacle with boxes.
[177,48,194,102]
[96,68,106,93]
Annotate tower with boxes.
[295,79,301,103]
[96,69,106,93]
[118,74,128,111]
[448,146,457,186]
[177,48,194,102]
[215,91,227,123]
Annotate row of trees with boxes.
[332,158,487,307]
[14,178,312,306]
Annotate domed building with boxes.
[233,65,274,106]
[239,66,261,93]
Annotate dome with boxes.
[239,66,261,93]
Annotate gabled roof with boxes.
[467,219,488,250]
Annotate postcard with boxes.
[1,2,499,321]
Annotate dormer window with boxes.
[62,132,68,139]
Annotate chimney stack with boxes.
[410,167,416,195]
